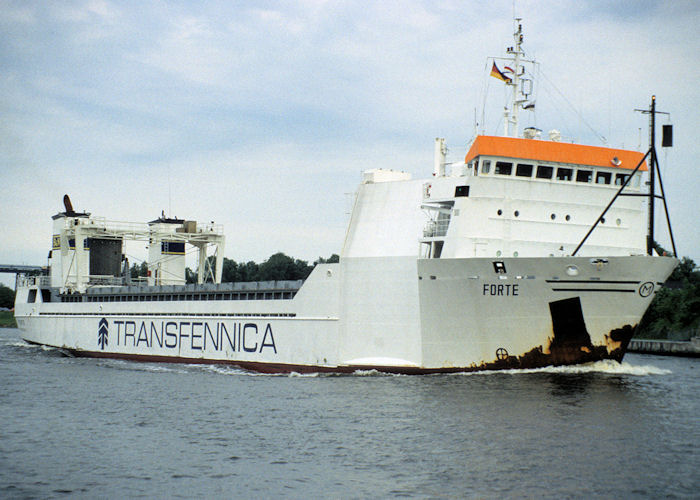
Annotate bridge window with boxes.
[495,161,513,175]
[516,164,533,177]
[536,165,553,179]
[576,169,593,183]
[596,172,611,184]
[615,173,630,186]
[481,160,491,174]
[556,168,573,181]
[28,289,36,303]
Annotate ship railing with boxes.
[17,274,152,289]
[74,217,224,235]
[423,219,450,238]
[17,275,52,288]
[84,218,150,234]
[85,275,150,287]
[85,275,129,287]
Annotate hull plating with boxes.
[15,256,677,374]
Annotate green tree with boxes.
[637,255,700,339]
[315,254,340,265]
[187,252,340,284]
[221,257,238,282]
[130,261,148,279]
[0,284,15,309]
[239,261,260,282]
[258,253,312,281]
[185,267,197,284]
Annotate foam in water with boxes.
[452,359,671,377]
[5,341,36,348]
[351,369,404,377]
[287,371,320,378]
[197,364,261,377]
[98,359,189,374]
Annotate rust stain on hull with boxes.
[482,323,638,371]
[476,295,639,370]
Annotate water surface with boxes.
[0,328,697,498]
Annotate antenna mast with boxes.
[507,19,524,137]
[502,19,534,137]
[635,95,677,256]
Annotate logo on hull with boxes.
[98,318,109,350]
[639,282,654,297]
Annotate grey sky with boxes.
[1,0,698,286]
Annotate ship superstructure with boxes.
[14,21,678,373]
[48,198,225,293]
[419,135,648,261]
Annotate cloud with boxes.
[0,0,698,290]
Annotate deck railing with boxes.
[17,275,151,288]
[423,219,450,238]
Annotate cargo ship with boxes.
[14,21,678,373]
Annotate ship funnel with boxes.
[63,194,75,215]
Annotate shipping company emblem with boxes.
[639,282,654,298]
[98,318,109,350]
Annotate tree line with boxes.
[636,253,700,340]
[130,252,340,284]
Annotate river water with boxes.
[0,327,697,499]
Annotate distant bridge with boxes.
[0,264,46,274]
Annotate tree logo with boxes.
[98,318,109,350]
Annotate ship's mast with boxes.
[503,19,528,137]
[508,19,522,137]
[487,19,536,138]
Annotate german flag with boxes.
[490,62,511,83]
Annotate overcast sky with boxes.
[1,0,698,287]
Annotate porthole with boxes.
[513,251,519,257]
[565,215,571,221]
[601,217,606,224]
[497,209,503,216]
[514,210,520,217]
[551,213,556,220]
[496,250,502,257]
[566,265,579,276]
[616,218,621,226]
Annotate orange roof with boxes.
[464,135,648,171]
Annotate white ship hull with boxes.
[15,255,676,373]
